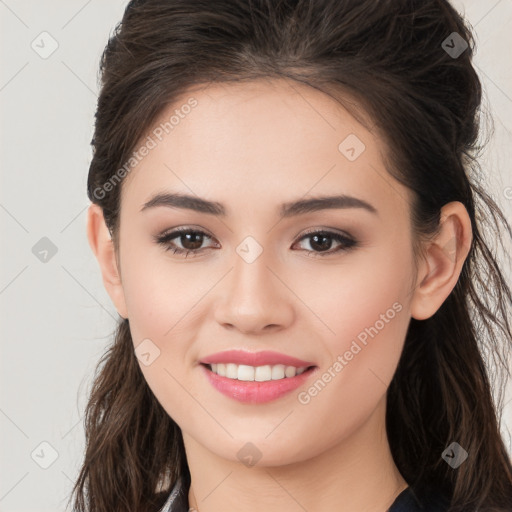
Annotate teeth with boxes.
[271,364,285,380]
[226,363,238,379]
[207,363,309,382]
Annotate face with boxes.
[114,78,418,465]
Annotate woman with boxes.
[70,0,512,510]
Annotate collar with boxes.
[158,476,189,512]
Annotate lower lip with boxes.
[200,364,317,404]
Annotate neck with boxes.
[183,396,408,512]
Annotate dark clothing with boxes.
[388,485,450,511]
[158,477,451,511]
[158,476,188,512]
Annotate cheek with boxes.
[120,245,204,343]
[296,237,413,347]
[119,247,211,402]
[302,246,413,417]
[331,260,410,351]
[118,249,201,423]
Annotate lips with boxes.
[199,349,315,368]
[200,364,318,403]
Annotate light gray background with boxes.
[1,1,511,511]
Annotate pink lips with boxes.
[201,365,316,404]
[199,349,315,368]
[199,349,317,404]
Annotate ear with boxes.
[410,201,472,320]
[86,203,128,319]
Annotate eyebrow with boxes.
[140,192,378,217]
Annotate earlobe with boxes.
[410,201,472,320]
[86,204,128,319]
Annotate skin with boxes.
[87,78,472,512]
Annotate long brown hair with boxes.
[69,1,512,510]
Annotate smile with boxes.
[206,362,310,381]
[200,363,317,404]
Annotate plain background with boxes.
[0,1,511,510]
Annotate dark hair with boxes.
[70,1,512,510]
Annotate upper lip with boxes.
[200,350,315,368]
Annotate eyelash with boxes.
[154,226,359,259]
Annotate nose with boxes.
[214,248,294,335]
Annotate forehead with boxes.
[120,78,410,220]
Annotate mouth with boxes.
[201,362,317,382]
[200,363,318,404]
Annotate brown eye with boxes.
[293,230,358,257]
[154,228,216,257]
